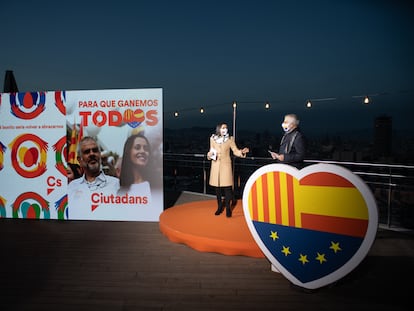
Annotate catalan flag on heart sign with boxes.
[242,163,378,290]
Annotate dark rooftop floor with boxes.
[0,192,413,311]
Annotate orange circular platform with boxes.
[159,200,264,258]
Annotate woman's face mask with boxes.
[220,127,228,136]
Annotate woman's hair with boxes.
[68,163,82,179]
[215,122,228,135]
[119,133,151,188]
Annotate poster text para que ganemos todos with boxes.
[77,98,159,127]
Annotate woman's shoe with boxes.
[215,206,224,215]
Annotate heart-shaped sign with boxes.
[242,163,378,290]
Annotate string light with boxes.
[167,91,394,116]
[305,97,336,108]
[352,94,376,105]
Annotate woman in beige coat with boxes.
[207,122,249,217]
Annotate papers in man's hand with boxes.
[209,148,217,160]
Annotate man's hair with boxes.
[77,136,98,156]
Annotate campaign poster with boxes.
[65,88,163,221]
[0,91,67,219]
[0,88,163,222]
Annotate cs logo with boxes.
[9,134,48,178]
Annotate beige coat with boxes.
[207,135,246,187]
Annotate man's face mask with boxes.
[281,121,292,132]
[282,117,296,133]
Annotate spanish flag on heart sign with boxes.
[242,163,378,290]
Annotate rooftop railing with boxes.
[164,153,414,230]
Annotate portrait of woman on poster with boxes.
[118,133,152,200]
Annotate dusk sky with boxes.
[1,0,413,136]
